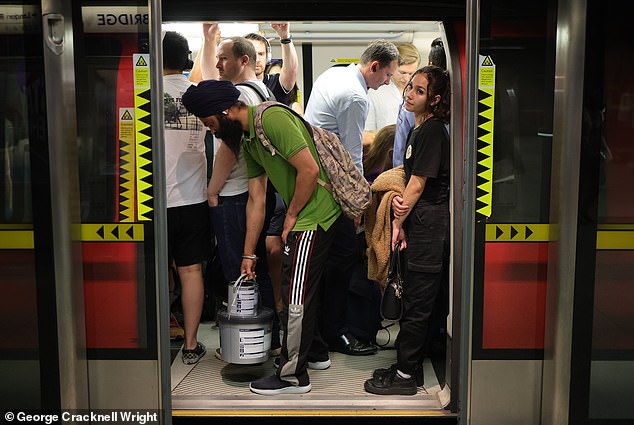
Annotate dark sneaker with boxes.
[373,364,424,386]
[182,342,206,365]
[308,358,331,370]
[249,373,311,395]
[273,356,331,370]
[364,368,417,395]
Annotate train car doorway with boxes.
[158,16,464,417]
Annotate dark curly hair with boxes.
[407,65,450,122]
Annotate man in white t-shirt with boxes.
[162,31,209,365]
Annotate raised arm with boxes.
[271,23,298,92]
[189,48,203,83]
[200,22,220,81]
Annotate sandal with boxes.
[182,342,206,365]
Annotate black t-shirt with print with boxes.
[403,118,450,206]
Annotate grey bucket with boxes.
[227,274,258,316]
[216,306,274,364]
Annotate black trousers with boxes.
[396,201,449,375]
[278,215,348,383]
[310,216,358,359]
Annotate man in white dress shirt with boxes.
[363,43,421,148]
[303,40,399,358]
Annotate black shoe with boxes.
[364,368,417,395]
[373,364,424,386]
[250,373,311,395]
[372,364,397,381]
[330,333,378,356]
[182,342,206,365]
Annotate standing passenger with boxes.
[245,26,300,322]
[162,32,209,364]
[181,80,346,395]
[303,40,400,357]
[364,66,451,395]
[393,37,447,167]
[207,36,281,356]
[363,43,421,147]
[245,23,298,105]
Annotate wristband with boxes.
[280,38,292,44]
[242,255,258,261]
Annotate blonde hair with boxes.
[363,124,396,176]
[397,43,421,66]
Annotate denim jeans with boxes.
[210,191,279,347]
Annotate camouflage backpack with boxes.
[252,101,371,219]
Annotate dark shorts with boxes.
[167,201,211,267]
[266,192,286,237]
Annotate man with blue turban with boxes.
[183,80,347,396]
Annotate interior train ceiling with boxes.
[161,0,466,21]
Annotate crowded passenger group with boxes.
[162,23,451,396]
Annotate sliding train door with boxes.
[1,0,169,417]
[561,0,634,422]
[465,0,557,423]
[73,0,169,414]
[0,0,87,410]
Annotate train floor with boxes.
[170,320,453,416]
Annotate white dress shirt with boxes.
[304,63,368,173]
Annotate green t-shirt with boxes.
[242,105,341,231]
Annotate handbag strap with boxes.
[388,241,403,282]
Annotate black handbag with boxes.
[380,241,404,321]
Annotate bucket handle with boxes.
[228,273,256,319]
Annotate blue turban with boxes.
[181,79,240,117]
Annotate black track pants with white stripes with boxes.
[276,216,340,384]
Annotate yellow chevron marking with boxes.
[486,224,553,242]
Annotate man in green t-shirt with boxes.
[183,79,350,395]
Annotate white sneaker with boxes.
[307,358,331,370]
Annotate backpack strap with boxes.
[236,81,277,103]
[252,101,332,193]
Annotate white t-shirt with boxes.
[163,74,207,208]
[364,81,403,132]
[215,79,268,196]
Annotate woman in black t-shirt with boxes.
[365,66,450,396]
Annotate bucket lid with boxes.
[216,306,275,324]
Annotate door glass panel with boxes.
[75,1,154,354]
[0,2,42,408]
[589,2,634,419]
[477,0,556,354]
